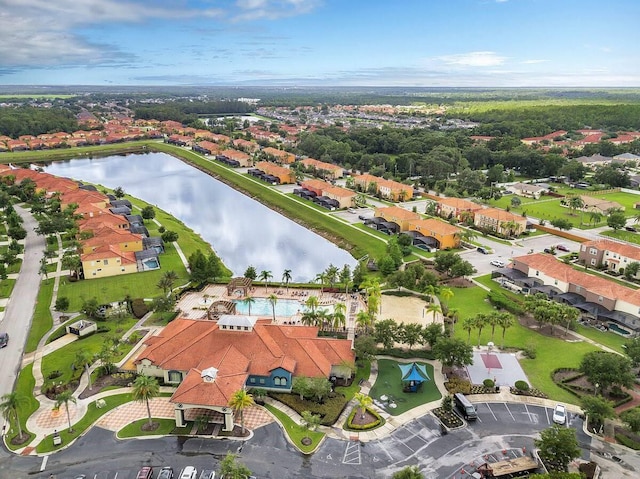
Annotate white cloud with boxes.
[436,51,507,67]
[521,59,548,64]
[234,0,322,21]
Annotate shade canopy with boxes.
[398,362,430,384]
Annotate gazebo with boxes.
[399,362,430,393]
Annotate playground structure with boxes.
[399,362,430,393]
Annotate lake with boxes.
[44,152,356,282]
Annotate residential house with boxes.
[217,149,252,167]
[578,195,624,215]
[407,218,461,250]
[521,130,567,145]
[510,253,640,333]
[134,316,354,430]
[78,211,130,234]
[262,147,296,165]
[323,186,356,209]
[473,208,526,237]
[232,138,260,153]
[299,158,344,179]
[574,154,613,168]
[353,174,413,202]
[81,245,138,279]
[80,227,143,255]
[374,206,420,232]
[436,197,483,221]
[613,153,640,164]
[578,239,640,277]
[506,182,548,199]
[193,141,222,156]
[254,161,295,184]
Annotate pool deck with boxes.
[174,284,367,328]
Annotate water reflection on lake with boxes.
[45,152,356,282]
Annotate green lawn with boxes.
[0,278,16,298]
[5,364,39,451]
[117,418,176,438]
[446,285,497,321]
[575,324,627,354]
[40,316,138,386]
[368,359,441,415]
[601,229,640,245]
[263,403,324,454]
[448,283,602,402]
[57,243,189,312]
[24,279,54,353]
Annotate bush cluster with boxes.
[445,377,471,394]
[270,392,348,426]
[514,380,529,391]
[131,298,149,318]
[487,290,524,315]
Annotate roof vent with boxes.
[201,367,218,382]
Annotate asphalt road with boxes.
[0,204,45,399]
[0,403,600,479]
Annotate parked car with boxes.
[158,467,174,479]
[198,471,215,479]
[625,226,637,232]
[0,332,8,348]
[543,248,556,255]
[552,404,566,425]
[477,247,490,255]
[136,467,154,479]
[179,467,198,479]
[555,244,570,252]
[490,259,506,268]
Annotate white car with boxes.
[490,259,506,268]
[552,404,566,425]
[180,467,198,479]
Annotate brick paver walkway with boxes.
[97,397,175,431]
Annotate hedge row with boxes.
[345,406,383,431]
[487,290,524,315]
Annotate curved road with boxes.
[0,204,45,399]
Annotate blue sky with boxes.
[1,0,638,86]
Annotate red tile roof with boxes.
[582,239,640,262]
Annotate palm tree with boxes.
[163,270,178,295]
[354,392,373,419]
[439,287,454,315]
[316,308,331,330]
[228,389,254,435]
[569,195,584,216]
[500,220,520,238]
[474,314,488,347]
[282,269,292,293]
[301,410,321,442]
[332,302,346,330]
[426,303,442,323]
[447,308,460,335]
[325,264,339,290]
[497,313,515,348]
[54,390,77,432]
[315,272,327,294]
[259,270,272,293]
[0,392,27,440]
[74,349,93,390]
[305,295,319,315]
[590,211,604,226]
[356,310,373,333]
[268,294,278,322]
[243,296,255,316]
[461,317,475,344]
[132,375,160,428]
[425,284,438,303]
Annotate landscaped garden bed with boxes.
[344,406,383,431]
[552,368,632,406]
[432,407,463,429]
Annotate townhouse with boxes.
[579,239,640,277]
[299,158,344,180]
[353,174,413,202]
[436,197,483,222]
[473,208,526,237]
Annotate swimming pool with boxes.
[233,298,333,317]
[609,323,631,336]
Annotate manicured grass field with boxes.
[40,316,138,386]
[368,359,441,415]
[264,403,325,454]
[24,279,54,353]
[117,418,176,438]
[57,242,189,312]
[0,278,16,298]
[5,364,39,451]
[601,229,640,245]
[449,284,600,403]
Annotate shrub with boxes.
[487,290,524,315]
[131,298,149,319]
[269,392,349,426]
[615,432,640,450]
[483,379,495,388]
[55,297,69,312]
[445,377,471,394]
[514,380,530,391]
[523,341,537,359]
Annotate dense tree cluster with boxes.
[0,106,78,137]
[132,100,255,124]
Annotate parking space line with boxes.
[503,403,516,421]
[544,407,551,424]
[342,441,361,465]
[523,403,535,423]
[484,403,497,421]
